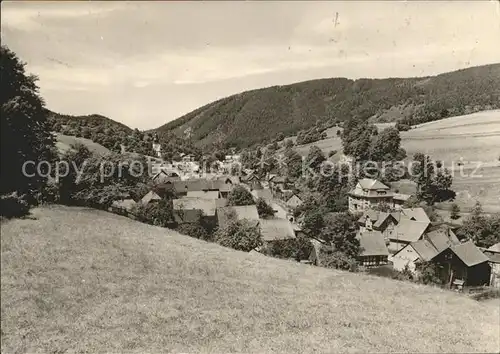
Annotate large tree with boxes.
[227,185,255,206]
[456,202,500,248]
[1,45,56,197]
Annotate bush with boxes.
[215,219,262,252]
[256,197,275,218]
[0,192,30,218]
[227,185,255,206]
[176,223,210,241]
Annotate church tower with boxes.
[152,133,161,158]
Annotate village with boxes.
[109,138,500,293]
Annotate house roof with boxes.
[373,212,395,228]
[215,198,228,208]
[425,228,460,253]
[111,198,136,211]
[393,193,412,202]
[357,178,390,190]
[286,194,303,204]
[259,218,296,241]
[392,220,430,243]
[400,208,431,223]
[172,197,217,216]
[487,242,500,253]
[410,239,441,261]
[173,209,202,223]
[358,210,380,223]
[483,251,500,264]
[217,205,260,229]
[357,230,389,257]
[450,241,489,267]
[186,190,220,199]
[141,191,162,205]
[271,176,287,183]
[252,188,273,202]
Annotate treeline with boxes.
[155,64,500,149]
[48,111,202,159]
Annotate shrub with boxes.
[176,223,210,241]
[215,219,262,252]
[256,197,275,218]
[227,185,255,206]
[0,192,30,218]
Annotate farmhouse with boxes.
[358,210,397,240]
[388,219,430,253]
[348,179,394,212]
[357,230,390,267]
[482,242,500,288]
[140,191,162,205]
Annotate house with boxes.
[358,210,397,240]
[388,219,430,253]
[217,205,260,229]
[447,241,490,287]
[482,242,500,288]
[259,218,296,242]
[152,170,181,183]
[392,226,460,272]
[397,208,431,223]
[172,197,218,224]
[110,198,136,216]
[140,191,162,205]
[285,194,303,209]
[187,190,221,199]
[392,193,412,210]
[269,176,287,193]
[251,188,273,203]
[348,179,394,212]
[357,230,390,267]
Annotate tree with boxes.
[456,202,500,248]
[410,153,455,205]
[284,147,303,179]
[256,197,275,218]
[1,45,56,199]
[176,223,210,241]
[305,145,326,173]
[215,219,262,252]
[227,185,255,206]
[450,203,461,220]
[284,139,294,149]
[370,127,406,162]
[373,201,392,213]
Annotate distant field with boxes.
[55,133,111,156]
[1,205,499,353]
[293,111,500,213]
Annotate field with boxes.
[55,133,111,156]
[2,205,499,353]
[294,110,500,213]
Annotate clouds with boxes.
[1,1,499,129]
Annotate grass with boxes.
[55,133,111,156]
[2,205,499,353]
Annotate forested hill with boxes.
[154,63,500,149]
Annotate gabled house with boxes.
[187,190,221,199]
[285,194,303,209]
[348,179,393,212]
[447,241,490,287]
[357,230,390,267]
[392,226,460,272]
[268,176,288,193]
[140,191,162,205]
[358,210,398,241]
[152,170,181,183]
[388,219,430,253]
[482,242,500,288]
[392,193,412,210]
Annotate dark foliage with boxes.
[154,64,500,149]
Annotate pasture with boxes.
[1,205,499,353]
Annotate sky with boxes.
[2,1,499,130]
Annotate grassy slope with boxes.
[2,206,499,353]
[55,133,111,156]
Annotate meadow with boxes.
[1,205,499,353]
[55,133,111,156]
